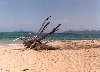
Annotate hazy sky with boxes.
[0,0,100,32]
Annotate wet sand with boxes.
[0,40,100,72]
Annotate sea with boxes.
[0,32,100,44]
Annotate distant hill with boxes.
[14,30,34,33]
[63,30,100,34]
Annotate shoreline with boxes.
[0,39,100,49]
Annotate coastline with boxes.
[0,40,100,72]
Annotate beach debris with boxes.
[23,69,29,71]
[6,70,10,72]
[20,16,61,50]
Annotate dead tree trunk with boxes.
[20,16,61,49]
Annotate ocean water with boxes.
[0,32,100,44]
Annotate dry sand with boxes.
[0,40,100,72]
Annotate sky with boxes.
[0,0,100,32]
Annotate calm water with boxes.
[0,32,100,44]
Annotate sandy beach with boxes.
[0,40,100,72]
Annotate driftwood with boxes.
[20,16,61,50]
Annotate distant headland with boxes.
[14,30,34,33]
[63,30,100,34]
